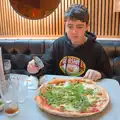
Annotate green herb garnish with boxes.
[40,82,97,112]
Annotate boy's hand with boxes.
[27,59,40,74]
[84,69,102,81]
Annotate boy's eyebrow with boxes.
[67,23,73,26]
[67,24,84,26]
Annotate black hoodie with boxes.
[40,32,112,78]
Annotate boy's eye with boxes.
[68,26,73,29]
[77,26,83,29]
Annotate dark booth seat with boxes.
[0,38,120,84]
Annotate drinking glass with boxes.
[9,75,28,103]
[0,79,19,116]
[0,75,28,116]
[4,59,11,74]
[4,59,11,80]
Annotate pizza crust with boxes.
[35,78,109,117]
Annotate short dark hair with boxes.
[64,4,89,24]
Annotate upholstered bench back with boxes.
[0,38,120,77]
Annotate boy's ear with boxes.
[64,21,67,25]
[84,30,88,36]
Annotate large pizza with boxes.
[35,78,109,117]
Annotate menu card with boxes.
[0,47,5,81]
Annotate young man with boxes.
[27,4,112,81]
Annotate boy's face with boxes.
[65,19,88,45]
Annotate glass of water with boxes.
[9,75,28,103]
[4,59,11,75]
[4,59,11,79]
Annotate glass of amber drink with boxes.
[0,76,28,116]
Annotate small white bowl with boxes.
[0,99,4,112]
